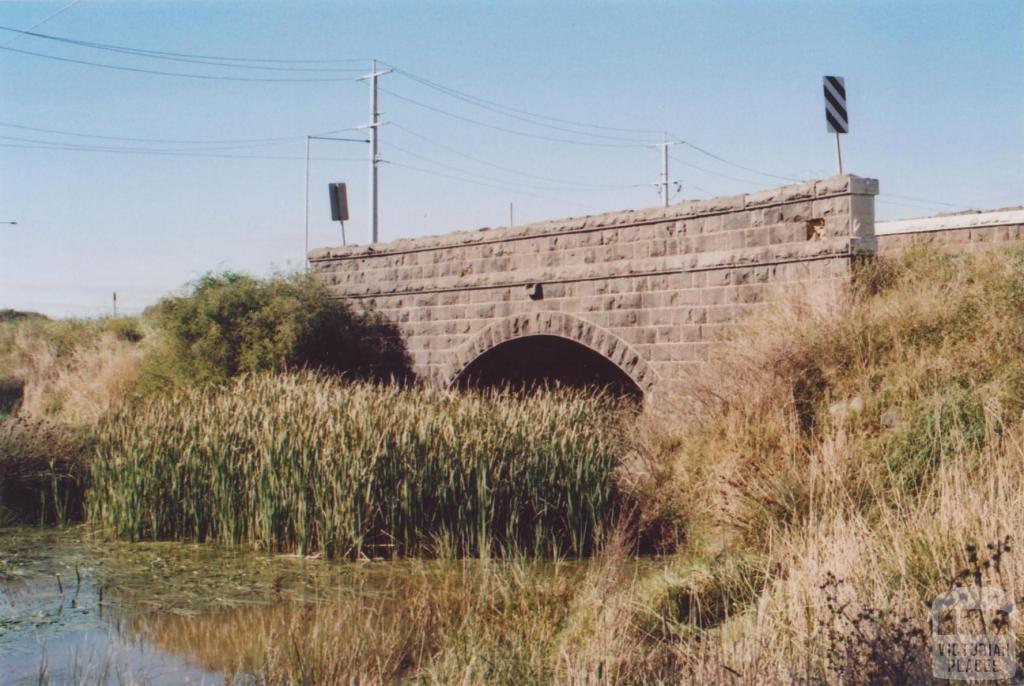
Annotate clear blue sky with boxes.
[1,0,1021,317]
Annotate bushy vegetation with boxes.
[142,272,409,389]
[89,372,625,558]
[0,271,409,424]
[0,271,411,528]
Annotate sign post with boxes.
[823,75,848,174]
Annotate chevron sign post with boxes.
[823,75,848,173]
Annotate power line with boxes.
[0,33,980,219]
[390,122,641,190]
[388,160,549,199]
[0,120,356,146]
[674,139,802,183]
[0,26,367,73]
[879,193,971,210]
[383,140,634,194]
[386,160,598,211]
[0,133,311,153]
[668,153,769,188]
[384,62,888,196]
[383,63,662,143]
[0,140,365,162]
[0,25,368,63]
[667,150,973,211]
[380,86,653,148]
[384,63,666,137]
[1,1,82,48]
[0,44,361,82]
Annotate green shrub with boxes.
[144,272,409,388]
[89,372,625,558]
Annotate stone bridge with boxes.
[310,174,879,399]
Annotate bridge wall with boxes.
[876,208,1024,254]
[310,174,878,398]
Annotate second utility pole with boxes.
[656,134,675,207]
[360,59,391,244]
[660,138,670,207]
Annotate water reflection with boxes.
[0,527,596,684]
[1,528,229,684]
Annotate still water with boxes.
[2,527,240,684]
[1,527,579,685]
[0,528,602,683]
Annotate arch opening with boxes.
[453,335,643,400]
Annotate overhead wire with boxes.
[385,160,599,212]
[0,133,315,153]
[382,65,660,143]
[0,120,359,146]
[0,140,365,162]
[386,160,551,200]
[0,43,361,82]
[382,63,666,138]
[0,26,367,72]
[382,140,639,194]
[380,63,821,191]
[389,122,641,190]
[0,26,368,64]
[380,87,654,148]
[0,31,984,215]
[879,193,971,210]
[671,139,802,183]
[1,1,82,48]
[668,153,772,188]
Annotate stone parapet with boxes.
[311,174,879,397]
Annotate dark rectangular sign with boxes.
[329,182,349,222]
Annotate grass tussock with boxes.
[89,372,626,558]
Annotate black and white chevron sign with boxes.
[823,76,848,134]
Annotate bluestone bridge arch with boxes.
[442,311,657,395]
[310,174,879,401]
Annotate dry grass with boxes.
[15,330,145,424]
[0,317,146,425]
[576,245,1024,683]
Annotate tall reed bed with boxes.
[88,372,624,558]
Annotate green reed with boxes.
[88,372,624,558]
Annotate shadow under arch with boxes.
[442,311,657,399]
